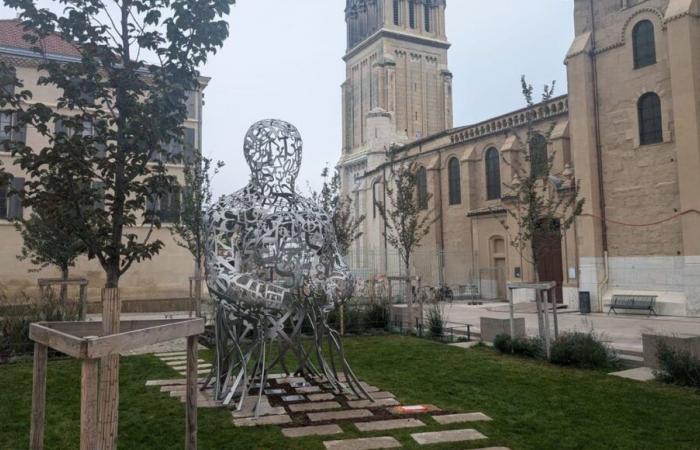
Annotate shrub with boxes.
[426,304,445,338]
[364,302,389,330]
[655,344,700,388]
[494,334,513,353]
[550,332,619,369]
[493,334,543,358]
[512,336,544,358]
[1,289,80,359]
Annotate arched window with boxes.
[409,0,416,29]
[448,157,461,205]
[393,0,400,26]
[424,2,432,32]
[633,20,656,69]
[417,166,428,210]
[530,133,548,178]
[485,148,501,200]
[638,92,663,145]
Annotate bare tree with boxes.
[376,159,438,332]
[498,76,584,351]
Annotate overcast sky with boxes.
[1,0,575,196]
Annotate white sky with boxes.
[1,0,575,196]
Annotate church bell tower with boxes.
[340,0,453,166]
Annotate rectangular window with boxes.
[0,181,7,219]
[146,187,181,224]
[424,3,431,32]
[184,91,197,120]
[393,0,400,25]
[1,67,15,98]
[1,176,24,219]
[0,111,26,145]
[409,1,416,28]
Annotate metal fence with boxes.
[345,249,506,301]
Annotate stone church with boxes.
[337,0,700,316]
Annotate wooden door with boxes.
[533,219,564,303]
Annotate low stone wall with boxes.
[480,317,525,343]
[642,333,700,369]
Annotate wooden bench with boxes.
[606,295,657,316]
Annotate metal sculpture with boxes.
[203,119,371,416]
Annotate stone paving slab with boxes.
[354,418,425,432]
[232,397,286,418]
[609,367,655,381]
[432,412,493,425]
[177,370,211,377]
[145,378,204,387]
[165,359,204,366]
[278,376,306,384]
[282,395,306,402]
[469,448,511,450]
[159,356,189,362]
[388,404,441,415]
[296,386,322,394]
[348,398,399,409]
[411,429,487,445]
[346,392,395,401]
[154,351,187,357]
[323,436,401,450]
[308,393,336,401]
[233,414,293,427]
[282,424,343,438]
[170,363,212,371]
[449,341,480,349]
[289,401,342,412]
[265,389,286,395]
[308,409,373,422]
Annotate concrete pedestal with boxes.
[480,317,525,343]
[642,333,700,369]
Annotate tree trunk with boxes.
[404,259,413,333]
[59,266,69,309]
[97,283,121,450]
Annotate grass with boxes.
[0,336,699,449]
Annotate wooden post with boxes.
[542,289,552,360]
[185,336,198,450]
[508,286,515,342]
[551,287,559,339]
[80,358,99,450]
[79,284,87,321]
[29,343,48,450]
[97,288,121,450]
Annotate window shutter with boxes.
[185,91,197,119]
[183,128,195,163]
[0,183,7,219]
[9,176,24,219]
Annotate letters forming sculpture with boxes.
[203,119,371,416]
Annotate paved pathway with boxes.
[145,350,511,449]
[443,301,700,349]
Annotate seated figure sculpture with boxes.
[203,119,371,415]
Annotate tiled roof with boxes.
[0,19,80,58]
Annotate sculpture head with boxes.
[244,119,303,193]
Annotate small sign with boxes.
[568,267,577,279]
[514,267,522,278]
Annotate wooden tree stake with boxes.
[80,358,99,450]
[97,287,121,450]
[185,335,198,450]
[29,343,48,450]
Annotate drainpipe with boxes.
[436,150,445,285]
[589,0,610,311]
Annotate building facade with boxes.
[338,0,700,316]
[0,20,205,303]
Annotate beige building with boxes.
[338,0,700,316]
[0,20,204,304]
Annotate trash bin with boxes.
[579,291,591,314]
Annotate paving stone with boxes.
[165,359,204,366]
[266,373,285,379]
[282,424,343,438]
[177,370,211,377]
[323,436,401,450]
[432,413,492,425]
[281,395,306,403]
[449,341,480,349]
[278,376,306,385]
[388,404,441,415]
[359,383,380,393]
[170,363,212,371]
[609,367,655,381]
[232,396,286,418]
[308,393,336,401]
[469,448,511,450]
[233,414,293,427]
[308,409,373,422]
[346,392,395,401]
[411,429,487,445]
[289,401,342,412]
[154,351,187,357]
[159,356,188,362]
[354,418,425,432]
[296,386,322,394]
[145,378,204,387]
[265,389,286,395]
[348,398,399,409]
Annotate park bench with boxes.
[607,295,657,316]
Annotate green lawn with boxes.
[1,336,699,449]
